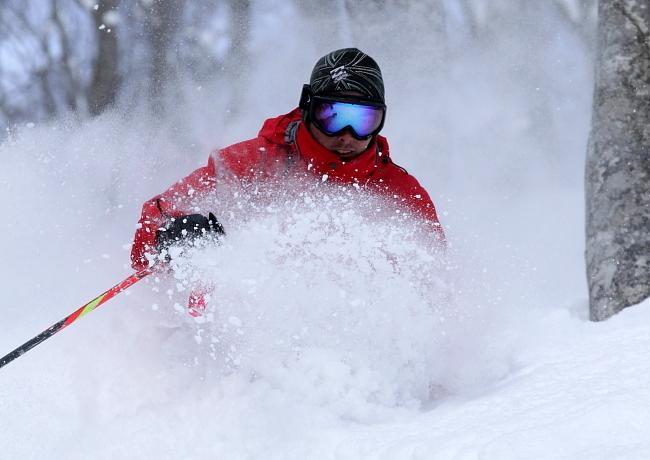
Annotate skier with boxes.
[131,48,445,313]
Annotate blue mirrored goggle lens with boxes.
[311,100,384,138]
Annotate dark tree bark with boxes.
[52,0,80,112]
[87,0,121,116]
[586,0,650,321]
[144,0,185,117]
[224,0,251,120]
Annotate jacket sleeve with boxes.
[380,163,446,246]
[130,154,218,271]
[402,176,446,245]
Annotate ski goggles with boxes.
[309,96,386,140]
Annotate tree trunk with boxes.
[586,0,650,321]
[87,0,121,116]
[224,0,251,120]
[145,0,184,117]
[52,0,79,112]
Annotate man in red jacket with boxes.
[131,48,445,312]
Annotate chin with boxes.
[336,151,361,159]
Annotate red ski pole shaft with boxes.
[0,267,153,369]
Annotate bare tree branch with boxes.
[12,4,59,118]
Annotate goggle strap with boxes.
[299,84,312,110]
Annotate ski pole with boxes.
[0,266,153,369]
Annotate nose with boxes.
[336,130,356,142]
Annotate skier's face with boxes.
[307,91,374,160]
[308,122,373,160]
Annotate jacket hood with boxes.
[258,108,303,145]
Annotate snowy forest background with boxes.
[7,1,650,459]
[0,0,595,301]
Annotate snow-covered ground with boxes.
[4,109,649,459]
[0,113,647,460]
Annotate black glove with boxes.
[156,212,225,252]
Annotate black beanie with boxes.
[309,48,385,104]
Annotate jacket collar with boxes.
[294,122,379,183]
[258,108,391,182]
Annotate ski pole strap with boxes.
[0,267,153,370]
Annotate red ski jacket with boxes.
[131,108,445,270]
